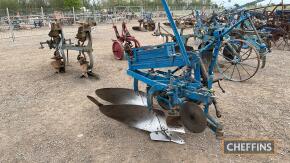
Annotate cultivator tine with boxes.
[95,88,147,106]
[40,21,96,77]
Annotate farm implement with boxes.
[191,1,273,81]
[40,21,97,78]
[163,11,196,29]
[249,3,290,51]
[132,12,156,32]
[88,0,229,144]
[112,22,141,60]
[204,9,271,81]
[154,6,269,82]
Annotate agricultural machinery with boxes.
[250,3,290,51]
[163,11,196,29]
[212,10,271,67]
[112,22,141,60]
[191,1,275,82]
[88,0,231,144]
[132,12,156,32]
[40,21,96,78]
[154,7,267,82]
[153,22,195,52]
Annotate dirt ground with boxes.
[0,22,290,163]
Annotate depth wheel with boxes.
[112,41,124,60]
[180,102,207,133]
[217,39,260,82]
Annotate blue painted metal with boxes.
[192,9,270,73]
[194,9,270,53]
[235,12,270,55]
[142,12,154,22]
[161,0,191,66]
[125,0,226,135]
[129,43,185,70]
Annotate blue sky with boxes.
[211,0,287,8]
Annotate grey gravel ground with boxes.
[0,22,289,163]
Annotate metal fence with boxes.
[0,5,216,42]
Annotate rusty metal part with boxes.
[163,14,196,29]
[48,22,62,38]
[76,22,96,44]
[250,4,290,50]
[132,19,156,32]
[40,21,96,77]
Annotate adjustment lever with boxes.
[213,78,225,93]
[218,80,225,93]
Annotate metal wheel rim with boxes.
[217,39,261,82]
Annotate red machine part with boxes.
[124,39,141,59]
[112,22,141,60]
[130,38,141,49]
[112,40,125,60]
